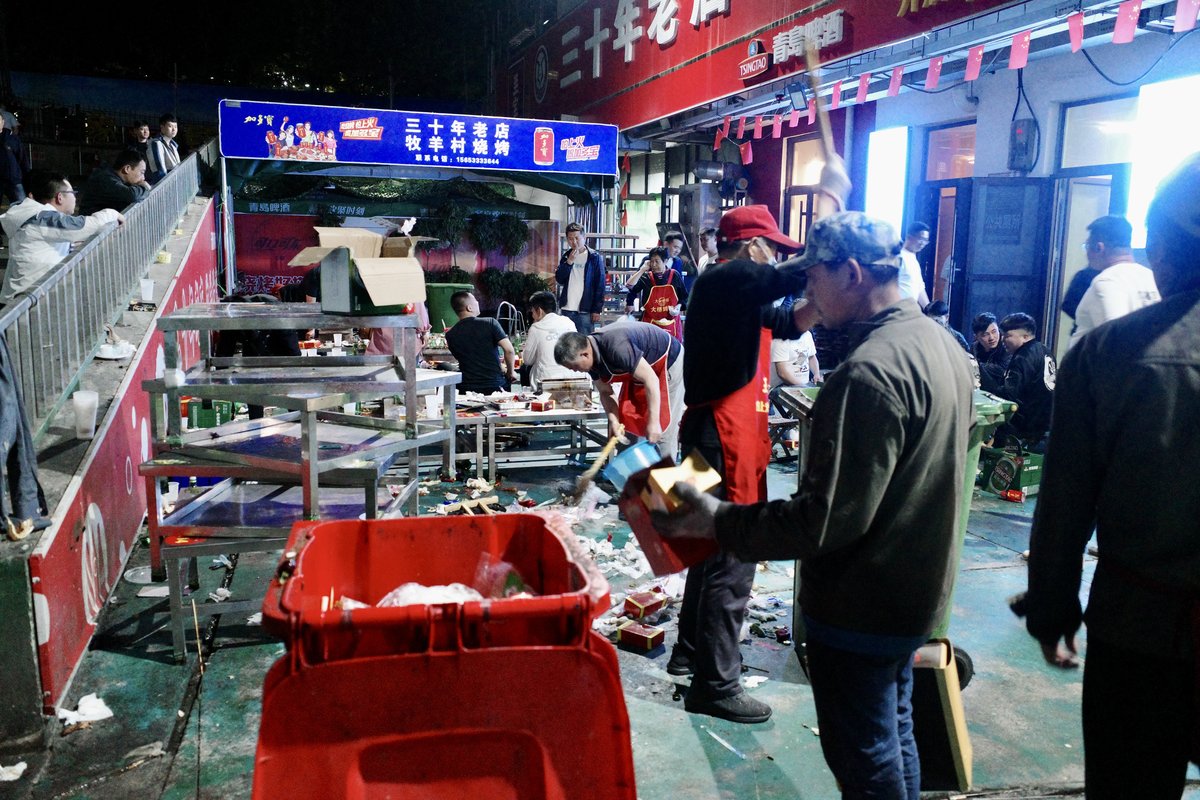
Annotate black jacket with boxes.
[683,258,803,406]
[992,339,1056,440]
[79,168,149,215]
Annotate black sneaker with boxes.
[685,692,772,724]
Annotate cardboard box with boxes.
[319,247,426,316]
[288,246,336,268]
[912,639,973,791]
[980,447,1043,497]
[313,226,384,259]
[381,235,438,258]
[618,457,718,576]
[616,621,664,652]
[188,400,233,429]
[642,450,722,513]
[531,398,556,412]
[623,591,667,619]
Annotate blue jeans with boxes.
[806,638,920,800]
[563,310,594,334]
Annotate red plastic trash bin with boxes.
[262,512,611,665]
[253,512,636,800]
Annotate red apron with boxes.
[641,270,683,341]
[611,351,672,439]
[694,329,772,504]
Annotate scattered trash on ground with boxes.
[246,612,263,626]
[207,587,231,603]
[57,693,114,727]
[136,585,169,598]
[0,762,27,781]
[744,676,769,689]
[123,742,166,761]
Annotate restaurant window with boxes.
[925,123,975,181]
[647,151,666,198]
[1059,95,1137,170]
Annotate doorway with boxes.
[1045,165,1130,359]
[961,178,1054,339]
[913,179,972,329]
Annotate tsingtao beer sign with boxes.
[218,100,619,176]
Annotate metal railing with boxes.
[0,140,217,432]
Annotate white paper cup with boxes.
[424,394,441,419]
[72,390,99,439]
[333,333,343,346]
[139,278,154,302]
[166,481,180,503]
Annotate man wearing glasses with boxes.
[0,170,122,306]
[1068,215,1160,349]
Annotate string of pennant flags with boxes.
[711,0,1195,162]
[616,0,1198,226]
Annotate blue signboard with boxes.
[218,99,618,177]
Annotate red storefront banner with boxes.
[29,202,219,711]
[507,0,1023,130]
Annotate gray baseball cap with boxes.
[777,211,902,272]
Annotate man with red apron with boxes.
[627,246,687,341]
[669,205,816,725]
[553,322,684,459]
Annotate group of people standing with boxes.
[0,113,182,309]
[437,157,1196,796]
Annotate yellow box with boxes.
[642,450,722,514]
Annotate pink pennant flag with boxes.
[713,128,724,152]
[1113,0,1142,44]
[753,115,764,139]
[772,114,782,139]
[830,80,842,110]
[1173,0,1198,32]
[1068,12,1085,51]
[888,66,903,97]
[735,116,746,138]
[740,140,753,165]
[856,74,871,104]
[807,99,816,125]
[965,44,985,81]
[788,108,800,127]
[1009,30,1032,69]
[722,116,732,137]
[925,56,943,90]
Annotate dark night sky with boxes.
[3,2,503,107]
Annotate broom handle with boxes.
[804,43,837,162]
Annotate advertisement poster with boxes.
[219,99,619,176]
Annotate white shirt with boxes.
[0,200,119,305]
[1069,261,1160,349]
[521,312,587,387]
[563,250,588,312]
[770,331,817,388]
[897,249,926,302]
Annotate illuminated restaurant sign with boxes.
[219,100,619,176]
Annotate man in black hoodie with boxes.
[987,312,1056,447]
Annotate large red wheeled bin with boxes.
[255,512,636,800]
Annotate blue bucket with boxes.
[601,440,662,491]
